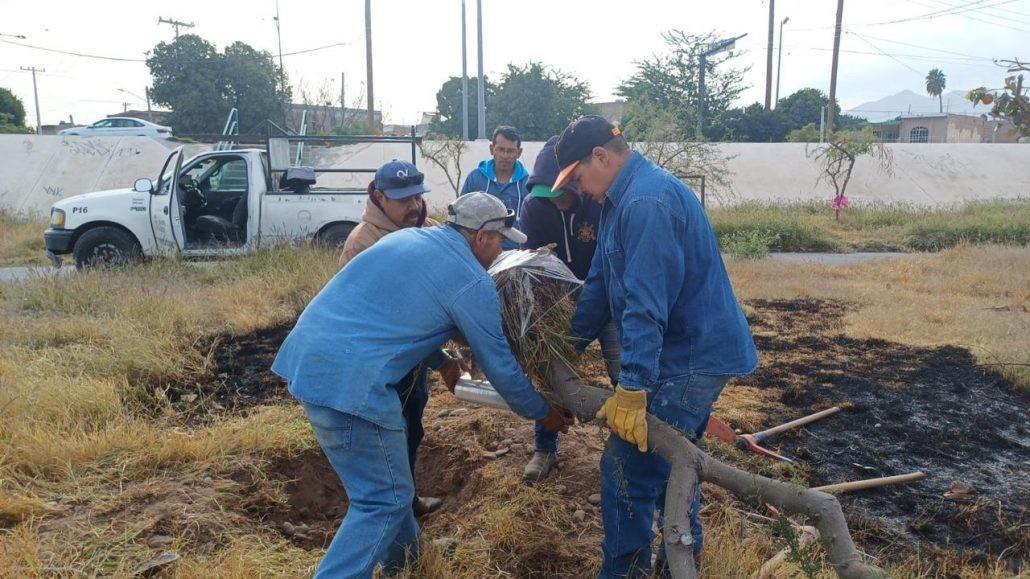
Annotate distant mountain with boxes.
[848,89,982,122]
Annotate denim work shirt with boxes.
[272,226,550,429]
[571,152,758,391]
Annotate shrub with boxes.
[722,230,780,259]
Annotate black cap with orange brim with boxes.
[552,115,622,192]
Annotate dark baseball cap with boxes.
[374,159,430,200]
[552,115,622,192]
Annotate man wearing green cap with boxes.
[518,135,620,483]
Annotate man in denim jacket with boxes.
[273,192,571,578]
[552,116,758,577]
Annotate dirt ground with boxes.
[171,298,1028,575]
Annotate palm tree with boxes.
[926,68,947,113]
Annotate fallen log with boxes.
[544,358,885,579]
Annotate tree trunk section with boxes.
[543,358,884,579]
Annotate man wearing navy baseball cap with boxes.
[554,115,758,576]
[338,159,463,519]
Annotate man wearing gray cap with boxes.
[272,191,571,578]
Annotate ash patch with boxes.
[739,299,1029,568]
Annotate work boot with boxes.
[522,451,559,483]
[413,496,443,517]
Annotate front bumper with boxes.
[44,228,75,254]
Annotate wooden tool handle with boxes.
[754,406,841,440]
[813,471,925,494]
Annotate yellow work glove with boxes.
[596,387,648,452]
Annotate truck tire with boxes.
[73,226,143,270]
[314,222,356,250]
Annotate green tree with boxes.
[617,30,748,138]
[429,76,495,139]
[0,87,28,129]
[777,87,866,132]
[488,62,594,140]
[708,103,793,142]
[925,68,947,113]
[146,34,289,134]
[786,123,821,143]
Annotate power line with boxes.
[849,32,995,61]
[908,0,1030,21]
[848,32,925,75]
[781,43,998,67]
[0,37,351,65]
[859,0,1017,27]
[916,0,1030,30]
[281,41,349,57]
[0,38,146,62]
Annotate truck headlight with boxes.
[50,208,66,229]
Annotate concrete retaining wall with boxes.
[1,135,1026,218]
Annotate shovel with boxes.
[736,406,840,455]
[706,406,841,464]
[705,416,797,463]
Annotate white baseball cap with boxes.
[447,192,527,245]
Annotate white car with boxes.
[59,117,173,138]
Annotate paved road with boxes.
[0,265,72,284]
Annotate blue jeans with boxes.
[303,403,419,579]
[394,365,430,493]
[536,321,622,453]
[598,373,729,579]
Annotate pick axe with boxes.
[706,406,842,464]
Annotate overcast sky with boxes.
[1,0,1026,128]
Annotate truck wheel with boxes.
[314,222,356,250]
[73,227,143,270]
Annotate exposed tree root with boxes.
[544,358,885,579]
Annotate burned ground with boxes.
[733,299,1028,571]
[171,298,1027,575]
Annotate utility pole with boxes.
[461,0,469,141]
[340,72,346,108]
[827,0,845,137]
[765,0,775,110]
[20,66,44,134]
[475,0,486,140]
[274,1,286,108]
[157,17,194,39]
[775,16,789,107]
[365,0,375,132]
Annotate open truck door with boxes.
[149,147,187,254]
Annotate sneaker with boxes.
[522,451,559,483]
[413,496,443,516]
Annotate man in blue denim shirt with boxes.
[552,116,758,577]
[272,192,571,578]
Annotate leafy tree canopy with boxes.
[147,34,290,134]
[0,87,27,128]
[617,30,749,137]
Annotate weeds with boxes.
[723,230,780,259]
[0,211,47,266]
[709,200,1030,252]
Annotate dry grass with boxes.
[0,242,1025,577]
[727,244,1030,389]
[0,212,47,266]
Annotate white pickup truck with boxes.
[43,134,418,269]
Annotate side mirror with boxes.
[133,178,154,194]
